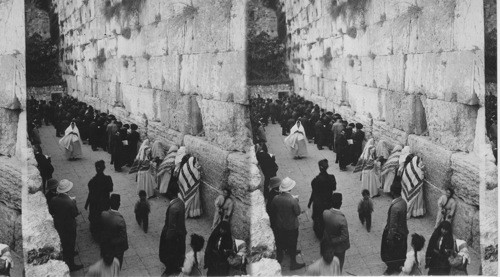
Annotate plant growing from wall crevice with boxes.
[122,27,132,39]
[171,1,199,31]
[142,52,151,61]
[96,48,107,68]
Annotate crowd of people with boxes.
[252,94,472,275]
[27,95,247,276]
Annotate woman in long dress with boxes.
[426,221,454,275]
[157,145,178,194]
[284,119,308,159]
[354,138,380,197]
[59,121,83,160]
[204,221,236,276]
[178,156,203,218]
[401,155,426,218]
[130,140,156,198]
[380,145,403,193]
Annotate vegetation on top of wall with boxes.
[171,1,199,30]
[142,52,151,61]
[346,27,357,38]
[103,0,147,21]
[247,30,288,82]
[328,0,369,21]
[26,33,63,86]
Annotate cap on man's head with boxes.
[47,179,59,191]
[318,159,329,169]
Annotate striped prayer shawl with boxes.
[179,157,202,217]
[381,147,402,176]
[130,140,152,174]
[401,156,424,203]
[158,151,176,176]
[354,139,375,173]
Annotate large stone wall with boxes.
[281,0,492,253]
[248,0,278,37]
[54,0,277,270]
[0,0,69,275]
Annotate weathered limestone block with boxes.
[25,260,70,277]
[250,190,275,255]
[0,55,25,110]
[346,84,383,120]
[25,164,44,194]
[373,54,405,92]
[200,182,220,223]
[452,198,480,251]
[372,120,408,147]
[367,23,393,56]
[408,135,453,191]
[424,181,443,222]
[122,84,156,120]
[410,1,454,53]
[0,157,22,210]
[422,98,477,152]
[184,135,230,189]
[405,51,484,106]
[0,204,20,250]
[16,110,29,161]
[385,92,427,135]
[0,0,25,56]
[0,108,20,156]
[454,0,484,51]
[481,187,498,275]
[450,152,479,206]
[227,148,261,196]
[248,258,282,276]
[161,54,181,92]
[199,99,253,151]
[147,122,184,147]
[23,192,62,253]
[158,92,190,133]
[180,52,247,104]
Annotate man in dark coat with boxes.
[48,179,83,271]
[34,151,54,193]
[381,184,408,275]
[270,177,305,270]
[331,118,344,157]
[127,124,140,166]
[323,193,350,272]
[85,160,114,240]
[89,120,99,151]
[256,143,278,200]
[100,194,128,268]
[335,130,349,171]
[106,117,118,155]
[111,124,126,172]
[314,119,325,150]
[44,178,59,204]
[351,123,365,166]
[308,159,336,239]
[159,183,187,276]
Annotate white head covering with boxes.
[136,139,151,161]
[290,120,306,135]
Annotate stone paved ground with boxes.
[264,123,480,276]
[39,125,212,277]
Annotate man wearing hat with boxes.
[266,177,282,224]
[270,177,305,270]
[323,192,350,272]
[256,143,278,200]
[351,123,365,166]
[331,118,344,160]
[100,194,128,268]
[308,159,337,239]
[44,178,59,204]
[106,116,118,155]
[48,179,83,271]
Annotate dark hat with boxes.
[332,192,342,203]
[269,177,282,190]
[318,159,329,169]
[348,123,355,128]
[47,179,59,191]
[110,194,120,204]
[355,123,363,129]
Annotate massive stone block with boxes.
[408,135,452,191]
[405,51,484,106]
[385,92,427,135]
[346,84,383,120]
[422,98,478,152]
[0,157,22,210]
[25,260,70,277]
[23,192,62,253]
[0,108,19,156]
[199,99,253,151]
[453,0,485,51]
[411,0,454,53]
[450,152,479,206]
[372,120,408,147]
[372,54,405,92]
[227,148,261,196]
[121,84,156,120]
[147,121,185,147]
[452,197,480,251]
[250,190,275,254]
[0,204,20,250]
[0,55,25,110]
[180,51,247,104]
[183,135,230,189]
[158,91,190,133]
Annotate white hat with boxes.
[57,179,74,193]
[279,177,296,192]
